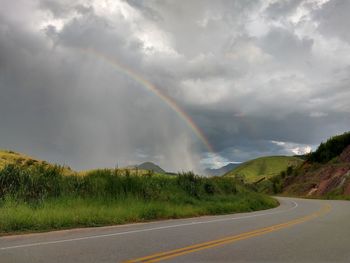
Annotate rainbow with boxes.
[79,48,214,153]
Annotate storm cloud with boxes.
[1,0,350,172]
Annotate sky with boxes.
[1,0,350,172]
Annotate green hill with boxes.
[224,156,303,182]
[0,149,47,169]
[0,149,74,175]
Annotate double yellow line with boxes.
[124,203,331,263]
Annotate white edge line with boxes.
[0,200,298,250]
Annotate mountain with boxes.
[224,156,303,183]
[280,132,350,198]
[204,163,241,176]
[137,162,166,174]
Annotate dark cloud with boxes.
[39,0,93,18]
[258,27,313,64]
[313,0,350,43]
[265,0,303,19]
[39,0,72,18]
[124,0,163,21]
[1,0,350,171]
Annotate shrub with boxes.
[0,164,63,201]
[177,172,202,197]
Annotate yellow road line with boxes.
[124,203,331,263]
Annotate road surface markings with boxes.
[124,203,331,263]
[0,200,297,251]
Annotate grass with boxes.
[0,150,36,169]
[0,194,276,234]
[0,149,74,175]
[224,156,303,182]
[77,167,154,177]
[0,164,278,234]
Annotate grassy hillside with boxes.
[0,149,74,176]
[225,156,303,182]
[0,150,155,178]
[0,150,39,169]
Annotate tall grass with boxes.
[0,164,277,234]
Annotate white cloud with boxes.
[291,146,312,155]
[200,153,240,169]
[271,140,286,146]
[271,140,313,155]
[180,77,230,105]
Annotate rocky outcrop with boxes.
[282,136,350,198]
[283,162,350,197]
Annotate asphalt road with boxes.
[1,197,349,263]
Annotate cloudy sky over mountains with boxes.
[1,0,350,171]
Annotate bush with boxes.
[177,172,203,197]
[0,164,63,201]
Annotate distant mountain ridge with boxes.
[204,163,241,176]
[137,162,166,173]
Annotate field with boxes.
[225,156,303,182]
[0,163,277,234]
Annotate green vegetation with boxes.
[0,164,277,234]
[0,149,73,175]
[0,149,157,178]
[307,132,350,163]
[224,156,303,183]
[0,150,40,169]
[254,165,298,194]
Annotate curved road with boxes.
[1,197,350,262]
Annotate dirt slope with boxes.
[283,145,350,197]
